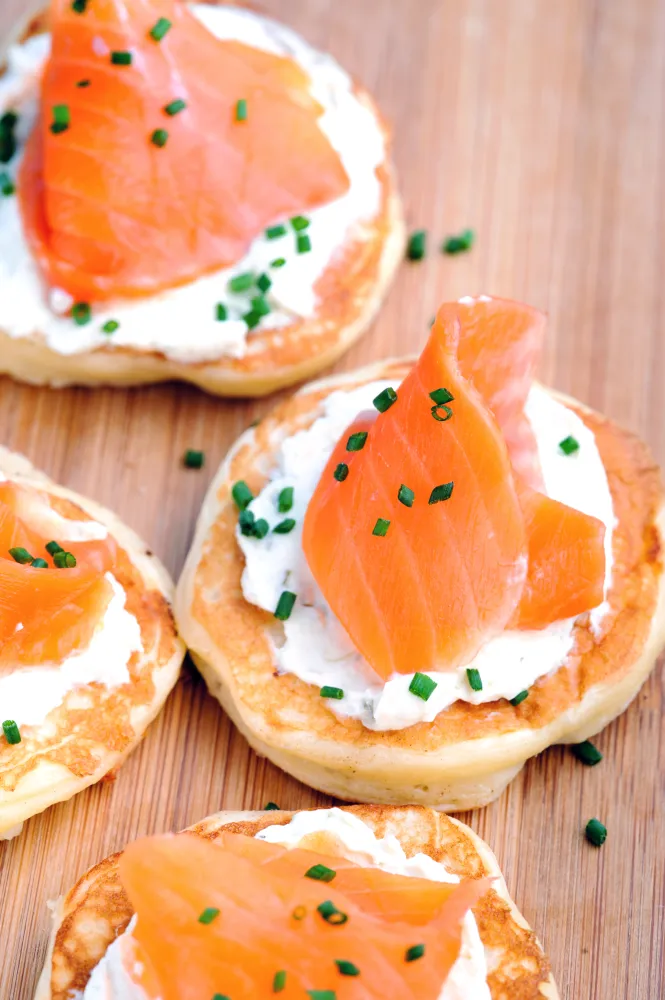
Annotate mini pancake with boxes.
[0,3,404,397]
[175,358,665,810]
[34,804,558,1000]
[0,446,185,837]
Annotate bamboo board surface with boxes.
[1,0,664,997]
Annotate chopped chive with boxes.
[431,403,453,422]
[2,720,21,745]
[150,128,169,147]
[53,551,77,568]
[429,482,454,504]
[317,900,348,925]
[266,224,287,240]
[45,541,63,556]
[572,740,603,766]
[273,970,287,993]
[256,272,272,294]
[320,685,344,700]
[9,547,33,565]
[333,463,349,482]
[274,591,296,621]
[346,431,367,452]
[273,518,296,535]
[307,992,336,1000]
[296,234,312,254]
[271,257,286,268]
[429,387,454,405]
[0,111,18,164]
[466,667,483,692]
[406,229,427,260]
[559,435,580,455]
[238,509,256,536]
[71,0,88,12]
[198,906,220,925]
[265,801,280,810]
[149,17,172,41]
[231,481,253,510]
[398,484,415,507]
[0,172,15,196]
[585,818,607,847]
[442,228,474,254]
[164,98,186,116]
[30,558,49,569]
[72,302,91,326]
[110,50,133,66]
[212,995,230,1000]
[292,904,307,919]
[277,487,294,513]
[409,672,437,701]
[243,309,263,330]
[252,518,269,539]
[102,319,119,334]
[372,518,390,537]
[50,123,68,135]
[228,272,255,293]
[76,79,91,88]
[51,104,70,132]
[235,98,248,122]
[373,386,397,413]
[250,295,271,318]
[305,863,336,883]
[335,960,360,977]
[510,689,529,707]
[290,215,310,232]
[183,449,204,469]
[215,302,228,321]
[405,944,425,962]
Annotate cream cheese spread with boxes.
[237,379,616,731]
[0,6,385,362]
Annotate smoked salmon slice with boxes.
[19,0,349,302]
[119,831,489,1000]
[303,297,606,681]
[0,483,116,667]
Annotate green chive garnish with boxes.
[466,668,483,691]
[0,172,15,196]
[431,402,453,421]
[317,900,348,925]
[149,17,172,41]
[373,387,397,412]
[235,98,248,122]
[305,863,336,883]
[250,295,271,318]
[45,541,63,556]
[290,215,310,232]
[110,51,133,66]
[277,487,293,513]
[274,591,296,621]
[215,303,228,321]
[409,672,437,701]
[320,685,344,700]
[406,229,427,260]
[442,228,474,254]
[2,720,21,745]
[429,387,454,405]
[292,904,307,919]
[72,302,91,326]
[266,225,287,240]
[307,992,336,1000]
[252,518,269,539]
[76,79,91,88]
[398,484,414,507]
[228,272,255,293]
[51,104,70,134]
[372,518,390,537]
[164,98,186,116]
[405,944,425,962]
[559,435,580,455]
[238,510,256,536]
[30,558,48,569]
[271,257,286,268]
[71,0,88,12]
[0,111,18,164]
[53,551,77,568]
[273,970,287,993]
[346,431,367,452]
[335,960,360,977]
[273,519,296,534]
[256,273,272,293]
[231,481,253,510]
[9,547,33,564]
[429,482,454,504]
[333,463,349,482]
[211,995,230,1000]
[183,449,204,469]
[296,233,311,254]
[265,801,280,810]
[243,308,263,330]
[102,319,119,334]
[150,128,169,147]
[585,818,607,847]
[198,906,220,925]
[510,690,529,707]
[572,740,603,766]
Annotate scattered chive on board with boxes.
[346,431,367,452]
[334,463,349,482]
[2,720,21,745]
[72,302,91,326]
[406,229,426,260]
[585,818,607,847]
[197,907,220,925]
[183,449,204,469]
[510,689,529,707]
[429,482,454,504]
[273,970,287,993]
[466,667,483,691]
[442,228,474,254]
[373,386,397,412]
[409,672,437,701]
[149,17,172,41]
[372,518,390,537]
[273,518,296,534]
[228,272,255,293]
[398,484,415,507]
[277,486,294,512]
[164,98,186,116]
[405,943,426,962]
[559,435,580,455]
[102,319,119,334]
[305,863,336,883]
[231,480,253,510]
[572,740,603,766]
[150,128,169,147]
[274,590,296,621]
[320,685,344,700]
[110,50,133,66]
[235,98,248,121]
[335,960,360,977]
[266,224,287,240]
[296,233,312,254]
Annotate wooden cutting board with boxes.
[1,1,663,997]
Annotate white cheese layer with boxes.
[0,5,385,363]
[237,381,616,731]
[82,808,489,1000]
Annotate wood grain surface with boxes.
[1,1,664,997]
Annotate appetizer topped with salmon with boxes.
[176,295,665,809]
[35,805,558,999]
[0,446,184,839]
[0,0,403,395]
